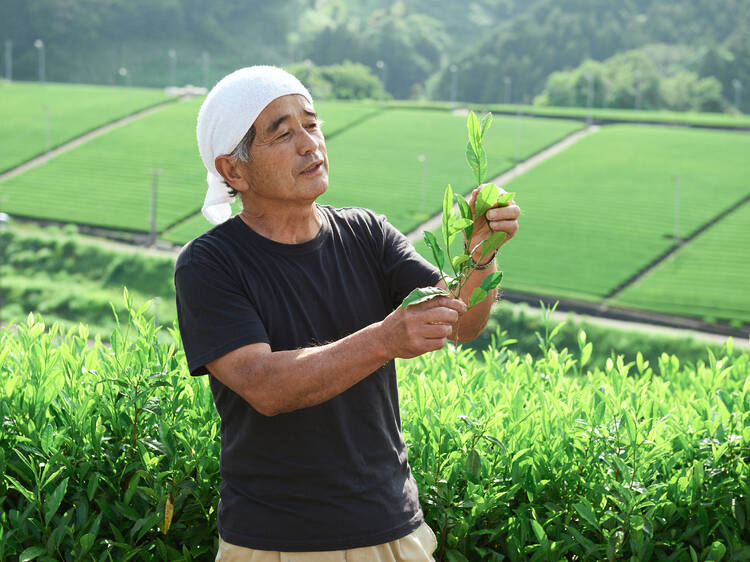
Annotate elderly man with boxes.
[175,66,520,561]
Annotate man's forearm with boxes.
[208,296,465,416]
[215,322,391,416]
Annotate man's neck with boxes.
[238,200,322,245]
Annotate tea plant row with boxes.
[1,302,748,560]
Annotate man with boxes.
[175,66,521,561]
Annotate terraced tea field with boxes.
[1,98,206,232]
[0,81,172,173]
[612,201,750,325]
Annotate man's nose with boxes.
[297,128,319,154]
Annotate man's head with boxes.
[196,66,317,224]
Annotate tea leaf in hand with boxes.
[475,184,499,219]
[497,191,515,207]
[468,287,488,307]
[452,254,471,274]
[480,112,493,139]
[466,142,481,184]
[480,271,503,292]
[423,230,445,271]
[401,286,450,309]
[467,111,481,154]
[481,231,507,257]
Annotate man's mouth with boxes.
[300,160,324,175]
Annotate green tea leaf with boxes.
[475,184,499,219]
[465,449,481,478]
[456,195,472,220]
[467,111,481,153]
[19,547,47,562]
[711,540,727,561]
[468,287,488,307]
[442,184,455,249]
[581,342,593,368]
[497,191,515,206]
[573,500,601,531]
[530,519,547,544]
[479,112,493,139]
[400,287,450,309]
[481,231,507,257]
[480,271,503,292]
[466,141,480,184]
[45,477,69,523]
[423,231,445,271]
[452,254,471,274]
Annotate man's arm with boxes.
[206,296,466,416]
[441,186,521,341]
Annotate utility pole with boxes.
[673,175,681,244]
[4,40,11,81]
[634,69,641,111]
[449,65,457,106]
[504,76,511,105]
[733,79,743,114]
[168,49,176,88]
[202,51,210,89]
[585,72,593,126]
[515,105,523,165]
[417,154,428,216]
[34,39,45,83]
[149,169,162,246]
[376,60,386,106]
[44,104,50,154]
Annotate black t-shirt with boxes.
[174,205,440,551]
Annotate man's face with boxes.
[238,94,328,205]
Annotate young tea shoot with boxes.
[402,111,515,310]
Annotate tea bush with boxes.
[1,301,748,560]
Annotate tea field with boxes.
[613,201,750,325]
[1,304,748,560]
[423,124,748,301]
[0,81,173,173]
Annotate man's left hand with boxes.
[467,185,521,263]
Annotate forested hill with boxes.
[1,0,748,111]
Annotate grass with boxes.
[612,201,750,327]
[0,80,173,173]
[450,124,750,302]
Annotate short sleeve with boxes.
[175,260,270,376]
[377,216,441,308]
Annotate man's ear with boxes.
[215,155,250,193]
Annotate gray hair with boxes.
[224,125,256,196]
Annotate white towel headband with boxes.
[196,66,313,225]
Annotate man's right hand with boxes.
[378,295,467,359]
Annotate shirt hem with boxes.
[218,511,424,552]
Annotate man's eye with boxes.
[306,122,320,130]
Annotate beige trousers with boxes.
[215,522,438,562]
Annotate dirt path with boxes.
[405,125,599,242]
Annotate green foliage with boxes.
[1,300,220,560]
[535,49,728,112]
[400,337,750,560]
[2,299,749,560]
[284,61,383,100]
[0,226,177,334]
